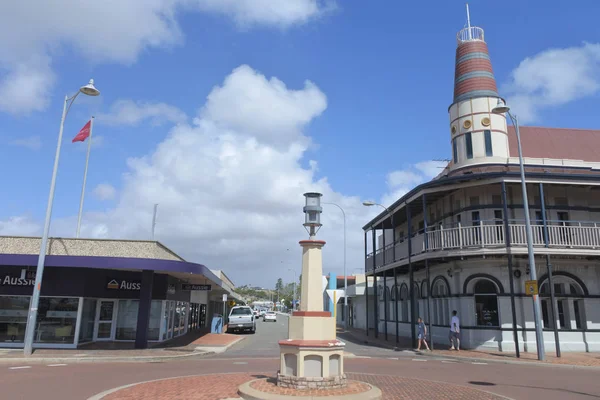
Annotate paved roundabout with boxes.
[90,372,511,400]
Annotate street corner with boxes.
[87,372,514,400]
[193,333,247,353]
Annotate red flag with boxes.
[72,120,91,143]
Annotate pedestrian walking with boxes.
[416,317,430,351]
[449,310,460,350]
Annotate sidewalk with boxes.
[0,329,245,364]
[337,326,600,368]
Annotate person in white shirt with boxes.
[449,310,460,350]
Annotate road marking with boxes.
[441,360,457,364]
[412,359,427,362]
[9,366,31,370]
[233,362,248,365]
[387,357,399,360]
[472,362,488,365]
[47,364,67,367]
[353,356,371,359]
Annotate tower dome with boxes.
[448,5,509,171]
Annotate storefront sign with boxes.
[182,284,211,291]
[107,279,141,290]
[46,310,78,318]
[0,275,35,286]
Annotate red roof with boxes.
[508,126,600,163]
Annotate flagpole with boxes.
[76,116,94,238]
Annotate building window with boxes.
[79,299,97,343]
[484,130,493,156]
[540,277,586,330]
[465,132,473,159]
[0,296,29,343]
[431,279,450,326]
[34,297,80,344]
[453,139,458,163]
[399,284,409,322]
[390,285,396,322]
[473,280,499,327]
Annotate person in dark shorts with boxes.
[449,310,460,350]
[416,317,430,351]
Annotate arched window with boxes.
[431,278,450,326]
[540,276,586,330]
[389,285,397,322]
[378,285,384,302]
[399,284,409,322]
[474,279,499,327]
[412,283,420,322]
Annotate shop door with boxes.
[94,300,117,341]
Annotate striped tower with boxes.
[448,5,509,170]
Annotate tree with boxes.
[275,278,284,293]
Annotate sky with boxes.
[1,0,599,288]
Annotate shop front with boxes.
[0,266,214,349]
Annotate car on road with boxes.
[263,311,277,322]
[227,306,256,334]
[259,310,266,319]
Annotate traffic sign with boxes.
[525,280,538,296]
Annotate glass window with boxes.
[453,139,458,163]
[0,296,29,343]
[148,300,162,341]
[79,299,97,343]
[35,298,79,344]
[474,280,499,327]
[162,301,169,341]
[465,132,473,159]
[484,130,493,156]
[116,300,139,340]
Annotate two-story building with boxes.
[362,19,600,353]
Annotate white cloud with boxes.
[0,65,378,284]
[0,216,40,236]
[93,184,117,201]
[200,65,327,148]
[9,135,42,150]
[380,161,447,207]
[99,100,188,127]
[195,0,336,28]
[0,0,332,115]
[502,42,600,123]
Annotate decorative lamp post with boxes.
[276,192,347,389]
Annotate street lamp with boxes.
[492,98,546,361]
[323,202,347,330]
[23,79,100,356]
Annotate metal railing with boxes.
[366,220,600,271]
[457,26,484,44]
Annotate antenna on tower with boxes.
[466,3,472,39]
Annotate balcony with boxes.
[366,220,600,272]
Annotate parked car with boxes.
[227,306,256,333]
[263,311,277,322]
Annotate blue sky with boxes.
[1,0,599,285]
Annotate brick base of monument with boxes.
[277,373,347,390]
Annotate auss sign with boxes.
[182,284,211,291]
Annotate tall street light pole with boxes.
[323,202,347,331]
[23,79,101,356]
[493,98,546,361]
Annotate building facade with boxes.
[362,19,600,353]
[0,236,238,349]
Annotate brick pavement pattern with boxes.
[250,378,370,396]
[191,333,241,346]
[100,372,509,400]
